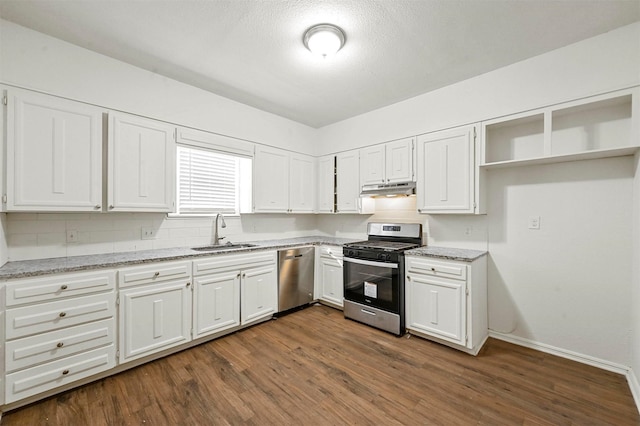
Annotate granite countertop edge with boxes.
[0,236,356,280]
[0,238,488,280]
[404,246,488,262]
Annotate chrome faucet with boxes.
[213,213,227,245]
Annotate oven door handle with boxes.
[343,257,398,269]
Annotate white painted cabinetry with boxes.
[314,246,344,308]
[336,150,373,214]
[360,137,414,186]
[405,255,487,355]
[416,124,484,214]
[5,88,103,211]
[316,155,336,213]
[3,270,117,404]
[253,146,316,213]
[107,111,176,212]
[193,251,278,327]
[118,261,192,363]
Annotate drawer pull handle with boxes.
[57,342,64,348]
[60,284,68,290]
[62,369,69,375]
[154,272,160,278]
[59,312,67,318]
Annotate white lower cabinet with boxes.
[315,246,344,308]
[3,270,117,404]
[405,255,487,355]
[118,261,192,364]
[193,270,240,338]
[193,251,277,329]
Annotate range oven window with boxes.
[343,258,399,312]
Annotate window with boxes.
[176,145,251,216]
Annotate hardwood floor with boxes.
[3,304,639,425]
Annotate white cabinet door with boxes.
[289,153,316,213]
[316,155,335,213]
[6,88,103,211]
[241,265,278,325]
[319,256,343,307]
[108,112,176,212]
[336,150,361,213]
[417,125,476,214]
[193,271,240,338]
[359,145,385,186]
[385,138,414,183]
[406,273,466,346]
[119,279,192,363]
[253,145,289,212]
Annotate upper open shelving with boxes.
[480,87,639,169]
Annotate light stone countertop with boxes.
[405,246,487,262]
[0,236,358,280]
[0,237,488,280]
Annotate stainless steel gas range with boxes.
[343,223,423,336]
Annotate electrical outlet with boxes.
[66,230,78,243]
[528,216,541,230]
[141,227,156,240]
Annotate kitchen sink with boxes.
[191,243,258,252]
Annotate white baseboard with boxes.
[627,368,640,415]
[488,331,629,375]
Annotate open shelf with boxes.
[481,88,638,168]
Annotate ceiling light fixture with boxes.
[303,24,346,58]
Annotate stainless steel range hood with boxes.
[360,181,416,197]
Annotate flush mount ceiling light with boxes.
[303,24,346,58]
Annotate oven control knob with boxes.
[348,250,354,256]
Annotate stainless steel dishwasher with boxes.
[278,246,315,313]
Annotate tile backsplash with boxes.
[4,197,487,262]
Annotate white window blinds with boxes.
[177,146,239,215]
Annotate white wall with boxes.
[0,20,317,155]
[317,22,640,155]
[631,153,640,399]
[316,22,640,369]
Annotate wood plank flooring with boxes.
[3,304,639,425]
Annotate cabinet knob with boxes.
[186,282,191,287]
[237,273,241,278]
[153,272,160,278]
[60,284,68,290]
[431,267,436,272]
[109,205,114,210]
[242,273,246,278]
[62,369,70,375]
[59,312,67,318]
[94,205,101,210]
[407,276,411,281]
[57,342,64,348]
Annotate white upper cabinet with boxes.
[360,138,414,186]
[336,150,362,213]
[316,155,335,213]
[481,87,639,168]
[5,88,103,211]
[416,124,484,214]
[359,145,385,185]
[289,153,316,213]
[253,145,316,213]
[107,112,176,212]
[253,145,289,212]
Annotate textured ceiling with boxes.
[0,0,639,128]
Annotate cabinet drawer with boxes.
[5,345,115,404]
[6,318,115,372]
[406,257,467,281]
[318,246,344,259]
[193,251,276,276]
[6,270,116,307]
[118,261,190,288]
[6,292,115,340]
